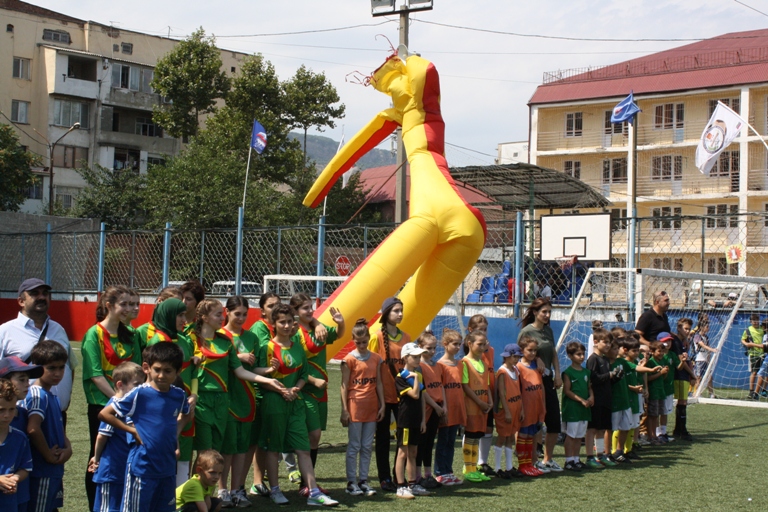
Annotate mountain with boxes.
[289,132,396,170]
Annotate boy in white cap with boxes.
[394,342,428,499]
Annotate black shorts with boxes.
[543,375,562,434]
[396,426,421,447]
[587,405,612,431]
[750,355,765,373]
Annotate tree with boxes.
[0,124,39,211]
[151,28,230,139]
[73,165,147,229]
[284,65,345,165]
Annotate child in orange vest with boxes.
[435,329,466,486]
[516,336,546,477]
[461,331,492,483]
[493,344,524,479]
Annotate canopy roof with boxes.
[449,163,612,211]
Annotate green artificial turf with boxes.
[63,343,768,511]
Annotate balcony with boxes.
[49,54,99,100]
[537,125,702,153]
[106,88,161,111]
[98,131,177,154]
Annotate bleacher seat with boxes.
[501,260,511,276]
[466,292,482,302]
[481,293,495,303]
[479,276,495,295]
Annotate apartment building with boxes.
[528,28,768,276]
[1,0,247,213]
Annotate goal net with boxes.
[555,268,768,408]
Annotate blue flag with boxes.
[611,92,640,124]
[250,120,267,154]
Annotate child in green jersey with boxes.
[193,300,283,455]
[656,332,687,443]
[645,342,669,445]
[257,304,338,507]
[561,341,592,471]
[217,296,261,508]
[136,287,183,352]
[607,339,634,463]
[289,293,345,496]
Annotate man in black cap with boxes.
[0,278,77,419]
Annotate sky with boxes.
[32,0,768,166]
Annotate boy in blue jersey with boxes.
[88,362,146,512]
[0,356,43,512]
[0,378,33,511]
[100,342,192,512]
[26,340,72,512]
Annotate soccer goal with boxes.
[555,268,768,408]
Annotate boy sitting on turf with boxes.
[88,361,146,512]
[176,450,224,512]
[561,341,592,471]
[0,378,33,510]
[26,340,72,512]
[0,355,43,512]
[100,343,193,512]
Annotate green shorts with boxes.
[178,434,194,462]
[221,419,251,455]
[194,392,229,451]
[305,396,323,433]
[673,380,690,401]
[258,392,310,453]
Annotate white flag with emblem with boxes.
[695,101,744,176]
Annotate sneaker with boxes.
[533,460,551,474]
[346,483,363,496]
[585,458,605,469]
[665,434,675,442]
[420,475,441,489]
[544,460,563,472]
[519,465,542,477]
[250,483,270,497]
[613,454,632,464]
[218,489,233,508]
[749,391,758,400]
[270,490,289,505]
[496,469,511,479]
[637,436,651,446]
[564,461,581,472]
[232,489,251,508]
[464,471,486,483]
[307,493,339,507]
[761,390,768,398]
[445,473,463,485]
[409,484,430,496]
[435,475,452,486]
[478,463,496,477]
[396,486,415,499]
[598,455,618,467]
[626,450,641,460]
[506,467,524,478]
[357,480,376,497]
[575,461,587,470]
[299,486,310,498]
[657,435,668,444]
[288,470,302,483]
[380,479,397,493]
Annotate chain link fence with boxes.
[2,214,767,305]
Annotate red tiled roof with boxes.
[358,165,496,205]
[0,0,84,24]
[530,29,768,105]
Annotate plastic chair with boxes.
[481,293,495,303]
[466,292,482,302]
[479,276,495,295]
[501,260,511,276]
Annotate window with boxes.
[26,181,42,200]
[653,258,673,271]
[563,210,580,215]
[53,99,90,129]
[11,100,29,123]
[113,44,120,53]
[602,158,627,184]
[42,29,70,44]
[112,64,154,93]
[12,57,30,80]
[52,146,88,169]
[230,66,236,73]
[121,42,133,55]
[711,150,739,192]
[147,157,165,168]
[651,155,683,181]
[610,258,627,268]
[709,98,740,116]
[604,111,628,135]
[6,24,13,32]
[654,103,684,130]
[114,148,140,172]
[707,257,738,276]
[565,112,582,137]
[135,117,162,137]
[67,56,97,81]
[610,208,628,231]
[652,206,682,230]
[706,204,738,228]
[564,160,580,179]
[55,186,78,210]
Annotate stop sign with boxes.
[335,256,351,276]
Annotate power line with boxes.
[734,0,768,18]
[214,21,393,38]
[410,18,763,43]
[445,142,497,158]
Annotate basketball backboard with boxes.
[540,213,611,261]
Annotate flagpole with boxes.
[242,145,253,210]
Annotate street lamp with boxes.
[370,1,433,223]
[46,122,80,215]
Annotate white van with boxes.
[210,280,263,297]
[686,280,768,310]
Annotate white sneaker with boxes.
[358,482,377,496]
[544,460,563,472]
[218,489,233,508]
[270,490,289,505]
[409,484,430,496]
[396,486,415,499]
[307,493,339,507]
[346,483,363,496]
[533,460,551,474]
[232,488,251,508]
